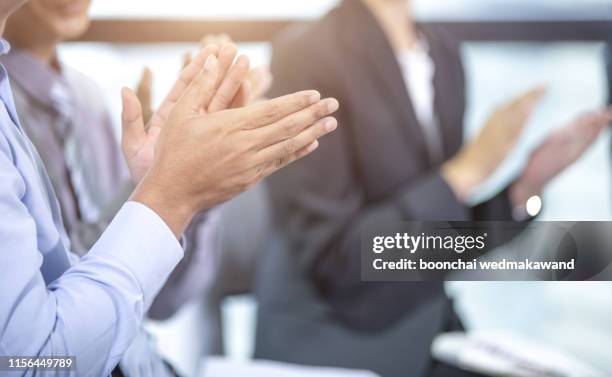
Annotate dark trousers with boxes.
[426,306,487,377]
[111,362,180,377]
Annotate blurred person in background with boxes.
[259,0,612,376]
[0,0,340,376]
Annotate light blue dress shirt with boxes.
[0,39,184,376]
[1,46,221,321]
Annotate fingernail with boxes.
[324,119,337,132]
[121,87,130,102]
[309,91,321,104]
[308,140,319,152]
[237,55,250,67]
[222,43,237,54]
[326,99,339,112]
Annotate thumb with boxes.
[578,108,612,140]
[136,67,154,125]
[510,85,547,120]
[182,51,193,70]
[121,87,145,148]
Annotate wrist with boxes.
[509,179,543,220]
[509,178,541,208]
[441,156,484,202]
[130,171,197,238]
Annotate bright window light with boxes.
[89,0,339,20]
[89,0,612,21]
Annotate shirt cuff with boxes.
[88,201,184,308]
[397,171,470,221]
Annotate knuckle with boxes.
[315,102,328,118]
[248,170,262,186]
[317,119,332,135]
[234,176,250,193]
[237,183,250,193]
[240,177,252,191]
[233,156,250,173]
[235,115,249,129]
[263,103,282,122]
[241,170,261,190]
[274,156,289,169]
[242,136,258,152]
[282,118,300,136]
[254,165,266,181]
[299,93,311,107]
[201,71,215,85]
[309,124,324,139]
[202,85,216,100]
[283,138,297,155]
[213,91,231,107]
[227,74,243,87]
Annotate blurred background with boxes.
[55,0,612,375]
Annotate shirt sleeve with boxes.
[0,136,184,377]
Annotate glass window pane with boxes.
[462,42,610,220]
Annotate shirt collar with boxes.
[0,46,75,118]
[0,39,10,55]
[399,34,430,57]
[0,39,22,126]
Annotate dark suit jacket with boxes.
[259,2,516,375]
[266,0,515,331]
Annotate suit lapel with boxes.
[423,26,466,162]
[337,0,431,166]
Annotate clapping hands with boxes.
[135,34,273,126]
[442,86,546,201]
[122,44,339,236]
[510,108,612,206]
[123,43,252,183]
